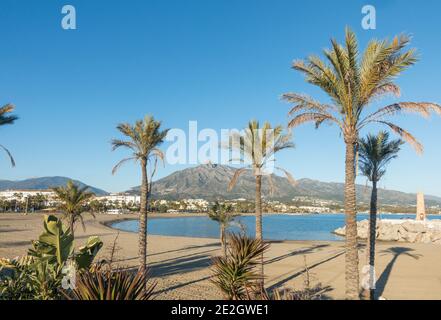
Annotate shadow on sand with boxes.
[265,244,330,265]
[375,247,421,298]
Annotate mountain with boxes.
[0,177,108,196]
[128,164,441,206]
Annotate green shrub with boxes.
[211,233,269,300]
[0,215,102,300]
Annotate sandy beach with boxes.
[1,212,441,300]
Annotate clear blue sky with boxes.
[0,0,440,196]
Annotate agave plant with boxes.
[64,265,156,300]
[211,233,270,300]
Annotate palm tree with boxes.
[111,115,168,272]
[0,104,18,167]
[208,201,237,256]
[52,180,95,239]
[358,131,403,300]
[283,28,441,299]
[226,120,295,287]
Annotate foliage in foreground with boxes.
[63,263,156,300]
[0,215,102,300]
[211,233,269,300]
[211,233,332,300]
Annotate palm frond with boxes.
[0,104,18,126]
[375,121,423,154]
[288,112,341,129]
[228,168,248,191]
[0,144,15,167]
[275,167,297,186]
[112,157,135,175]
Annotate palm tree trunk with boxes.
[139,158,148,272]
[366,179,378,300]
[255,174,264,288]
[220,224,226,256]
[344,140,360,300]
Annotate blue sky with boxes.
[0,0,440,196]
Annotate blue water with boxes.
[111,213,441,241]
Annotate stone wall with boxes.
[333,219,441,244]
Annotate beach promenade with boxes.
[1,213,441,300]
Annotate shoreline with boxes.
[2,212,441,299]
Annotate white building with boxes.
[179,199,209,211]
[0,190,57,205]
[96,193,141,204]
[0,189,55,200]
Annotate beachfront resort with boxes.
[1,2,441,304]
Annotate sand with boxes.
[1,212,441,300]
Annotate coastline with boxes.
[2,212,441,299]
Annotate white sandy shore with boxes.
[1,213,441,300]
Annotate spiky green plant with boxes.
[111,115,168,273]
[52,181,95,239]
[225,120,294,287]
[64,266,156,300]
[358,131,403,300]
[211,233,270,300]
[283,28,441,299]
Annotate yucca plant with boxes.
[211,233,270,300]
[64,265,156,300]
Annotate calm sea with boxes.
[111,213,441,241]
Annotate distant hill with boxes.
[128,164,441,206]
[0,177,108,196]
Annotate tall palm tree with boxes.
[226,120,295,287]
[283,28,441,299]
[208,201,237,256]
[52,180,95,239]
[358,131,403,300]
[0,104,18,167]
[111,115,168,272]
